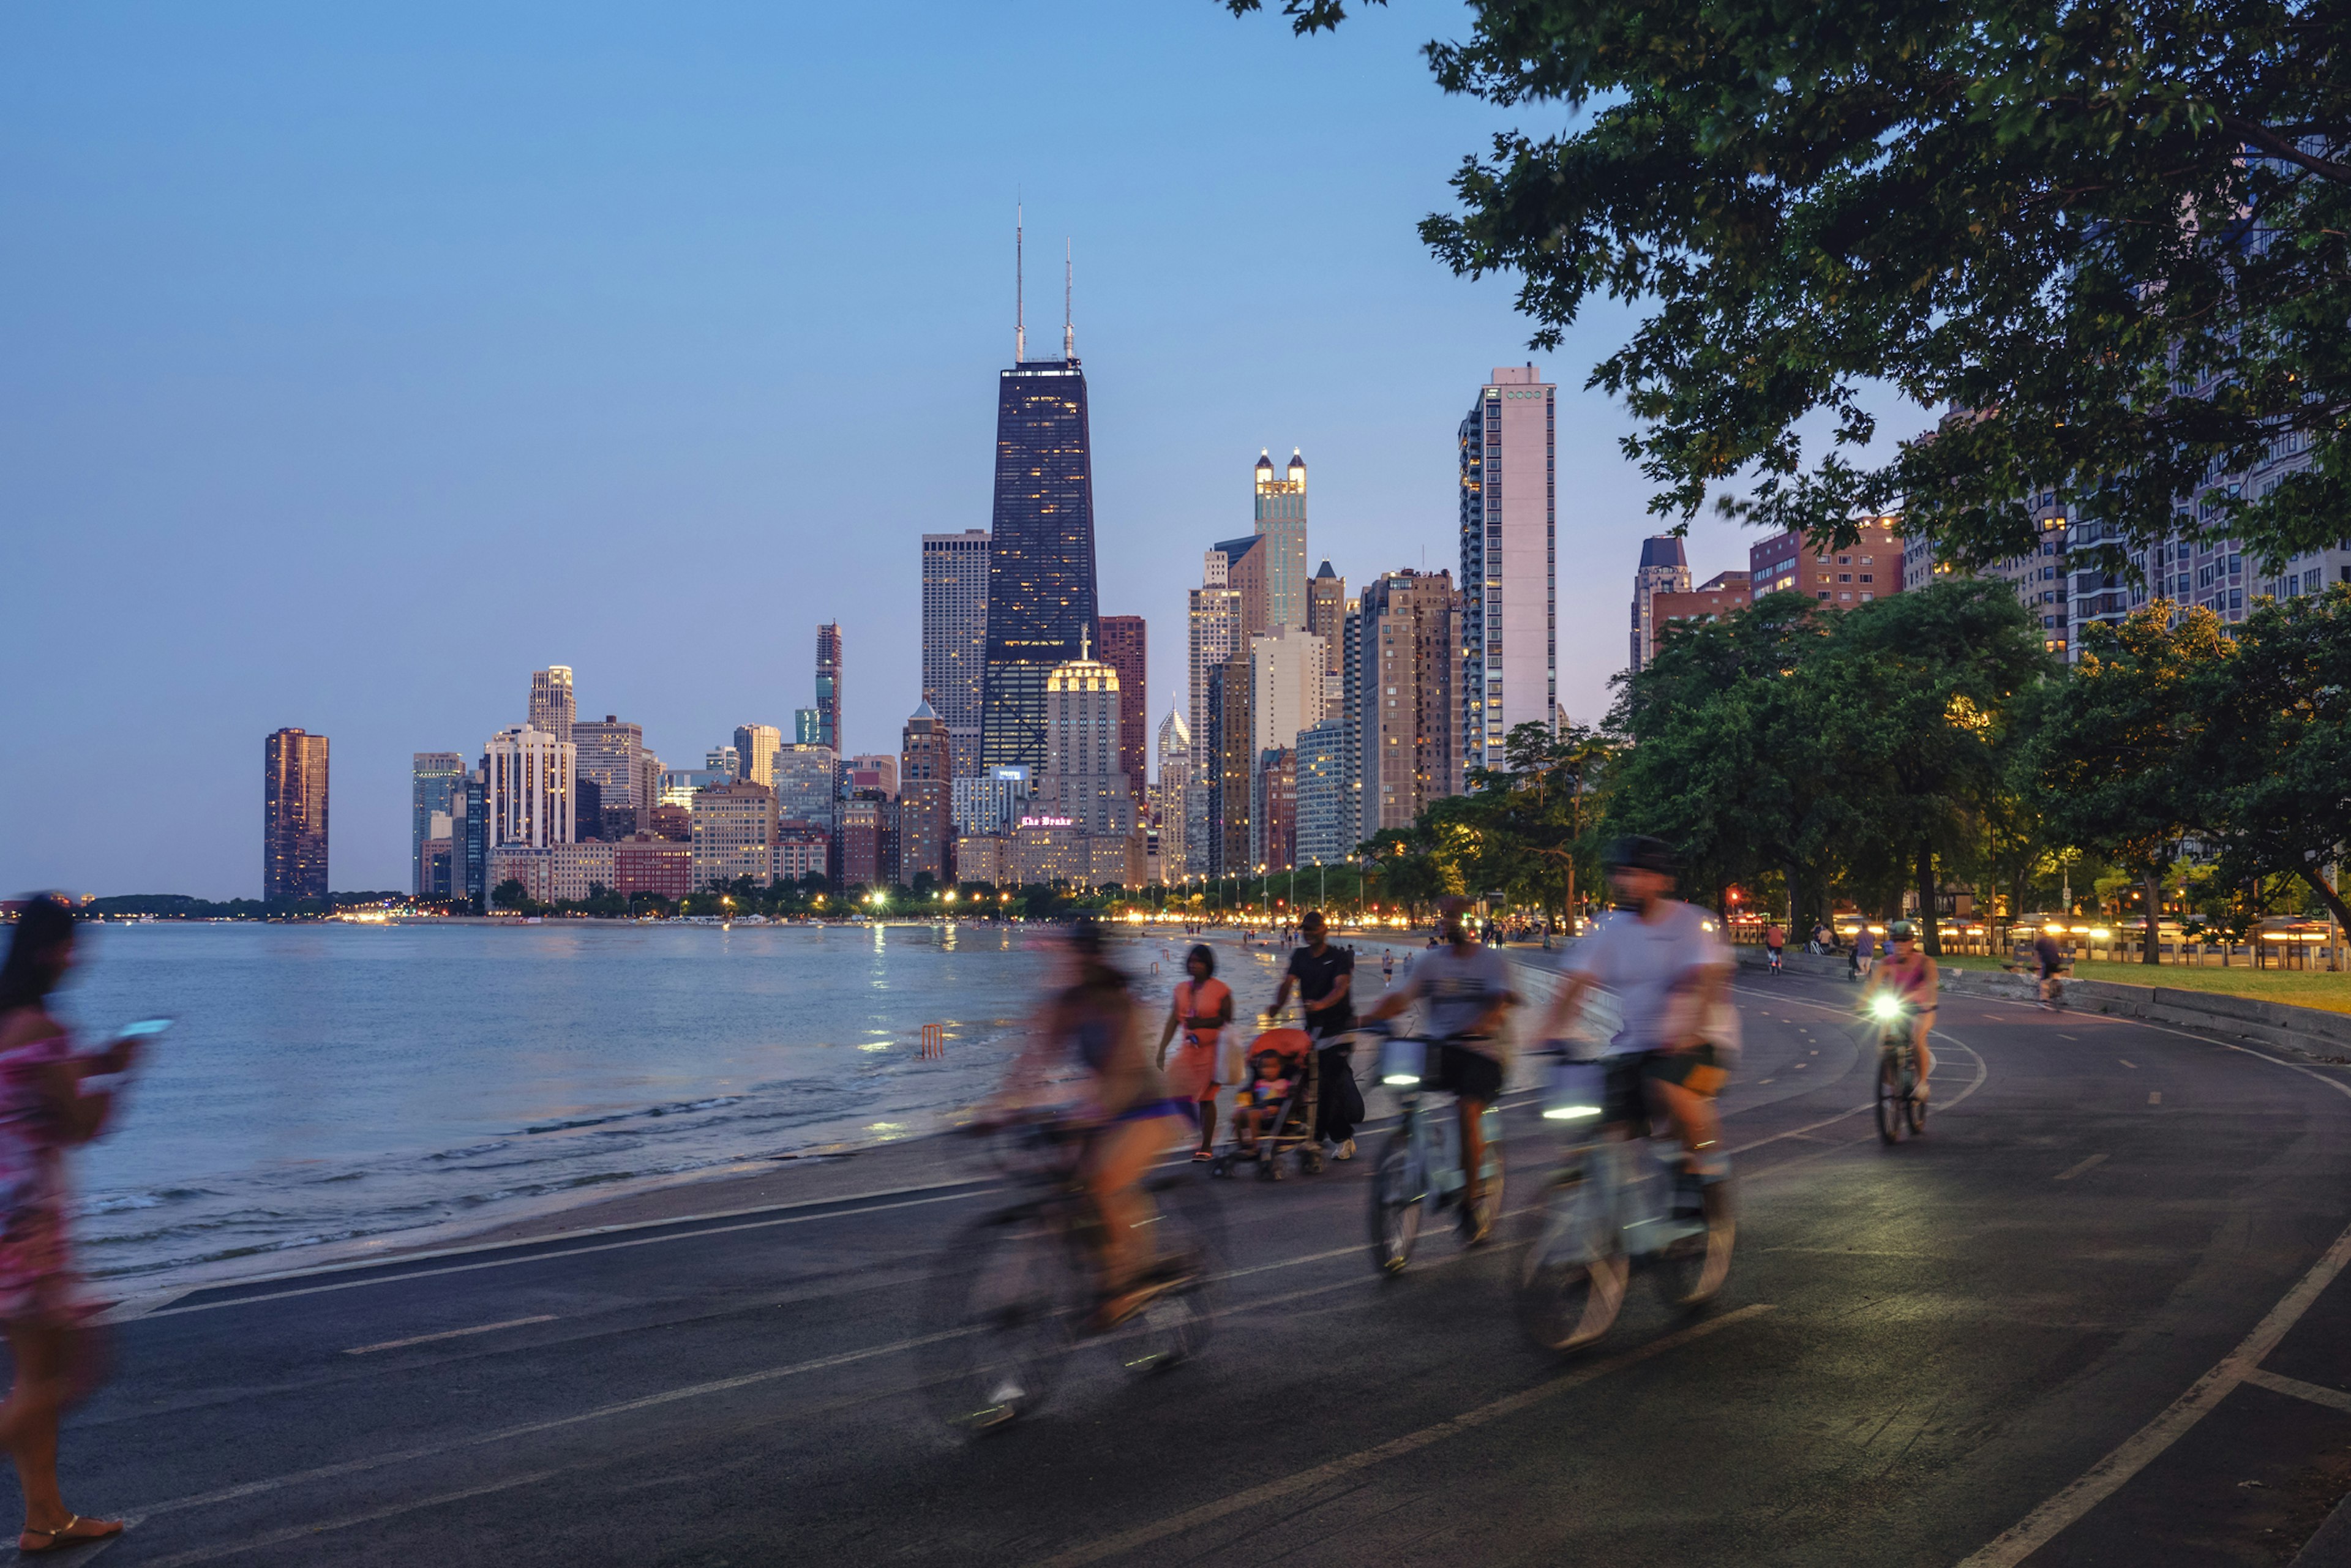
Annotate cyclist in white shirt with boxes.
[1535,836,1735,1207]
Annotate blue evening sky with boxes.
[1,1,1913,898]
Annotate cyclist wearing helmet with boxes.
[1866,920,1937,1106]
[1535,836,1736,1206]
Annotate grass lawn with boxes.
[1937,951,2351,1016]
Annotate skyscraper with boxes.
[981,220,1098,774]
[410,752,465,895]
[898,700,953,885]
[1629,535,1692,674]
[1096,614,1146,805]
[486,725,576,850]
[1294,718,1348,868]
[815,624,843,752]
[1188,552,1245,782]
[1460,366,1559,774]
[572,716,647,835]
[733,724,782,787]
[1359,570,1460,838]
[528,667,576,745]
[264,728,329,902]
[1254,449,1309,630]
[1217,646,1255,876]
[1157,700,1192,879]
[921,528,991,779]
[1038,636,1134,837]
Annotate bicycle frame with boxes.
[1385,1049,1502,1219]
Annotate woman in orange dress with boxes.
[1155,945,1232,1161]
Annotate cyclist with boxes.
[1155,943,1232,1161]
[995,918,1188,1328]
[2034,926,2069,1009]
[1765,922,1785,975]
[1270,910,1360,1160]
[1865,919,1937,1109]
[1534,836,1736,1220]
[1361,895,1517,1240]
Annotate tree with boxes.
[1228,0,2349,571]
[2186,585,2351,931]
[2039,602,2231,961]
[490,878,531,912]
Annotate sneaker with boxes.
[1335,1138,1356,1161]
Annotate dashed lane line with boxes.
[2055,1154,2109,1182]
[1029,1304,1776,1568]
[345,1315,555,1356]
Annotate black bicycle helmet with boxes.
[1603,835,1678,874]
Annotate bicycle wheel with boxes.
[1513,1171,1624,1352]
[1653,1179,1735,1311]
[1368,1129,1424,1274]
[1461,1140,1504,1245]
[917,1206,1082,1436]
[1109,1173,1226,1376]
[1875,1052,1905,1144]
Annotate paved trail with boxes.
[43,970,2351,1566]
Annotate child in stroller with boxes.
[1212,1024,1323,1180]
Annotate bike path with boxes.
[34,970,2351,1566]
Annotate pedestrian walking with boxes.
[1271,912,1362,1160]
[0,896,144,1554]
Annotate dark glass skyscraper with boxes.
[981,358,1097,773]
[263,727,330,902]
[815,623,842,752]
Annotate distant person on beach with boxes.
[0,897,143,1553]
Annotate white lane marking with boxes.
[2243,1367,2351,1417]
[345,1315,555,1356]
[2120,1059,2139,1068]
[1940,989,2351,1105]
[141,1188,997,1320]
[1726,1035,1989,1160]
[135,1469,565,1568]
[2150,1091,2163,1105]
[1030,1304,1776,1568]
[2055,1154,2109,1182]
[1958,1221,2351,1566]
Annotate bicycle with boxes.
[1512,1054,1734,1352]
[1365,1032,1504,1274]
[1766,947,1783,977]
[1869,994,1927,1142]
[918,1116,1223,1436]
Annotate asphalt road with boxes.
[39,967,2351,1566]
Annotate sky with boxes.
[1,1,1912,900]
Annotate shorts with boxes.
[1643,1041,1729,1097]
[1431,1042,1504,1105]
[1766,945,1783,958]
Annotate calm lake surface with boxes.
[47,921,1071,1288]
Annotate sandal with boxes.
[20,1515,124,1553]
[1190,1149,1214,1162]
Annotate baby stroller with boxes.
[1211,1025,1324,1181]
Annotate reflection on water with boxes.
[50,921,1052,1285]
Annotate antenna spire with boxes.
[1063,239,1074,361]
[1014,204,1026,364]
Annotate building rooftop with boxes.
[1638,535,1690,571]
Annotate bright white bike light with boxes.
[1382,1073,1419,1087]
[1542,1105,1602,1120]
[1870,994,1903,1021]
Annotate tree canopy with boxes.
[1227,0,2349,572]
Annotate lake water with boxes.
[44,921,1070,1289]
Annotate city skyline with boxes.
[2,2,1911,899]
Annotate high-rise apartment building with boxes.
[1293,718,1348,868]
[528,667,576,744]
[572,716,647,836]
[1038,639,1135,837]
[846,754,899,798]
[1258,747,1297,873]
[1340,602,1363,855]
[691,781,777,891]
[922,528,991,779]
[1358,571,1460,838]
[486,725,576,850]
[733,725,782,788]
[1096,614,1146,805]
[1460,367,1558,771]
[705,745,740,777]
[814,624,842,753]
[1254,449,1309,631]
[1307,561,1347,705]
[1629,536,1693,673]
[1249,624,1327,759]
[953,765,1032,836]
[980,242,1098,775]
[1156,702,1191,879]
[410,752,465,896]
[264,728,330,901]
[1188,554,1245,782]
[462,766,489,906]
[1217,647,1256,875]
[899,700,953,886]
[773,745,839,835]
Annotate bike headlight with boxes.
[1541,1104,1602,1121]
[1870,994,1903,1021]
[1381,1073,1419,1087]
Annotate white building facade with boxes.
[1458,367,1559,771]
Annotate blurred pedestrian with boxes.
[0,897,142,1553]
[1271,912,1362,1160]
[1155,945,1232,1161]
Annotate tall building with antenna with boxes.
[980,211,1098,775]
